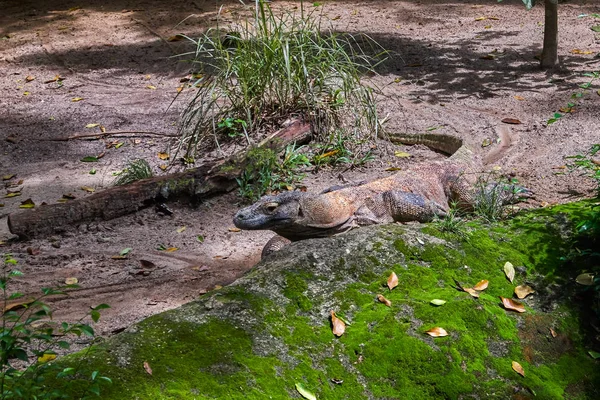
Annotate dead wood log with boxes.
[8,120,312,239]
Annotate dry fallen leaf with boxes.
[394,151,411,158]
[146,85,157,90]
[38,353,57,363]
[575,273,595,286]
[80,186,95,193]
[425,327,448,337]
[71,97,84,102]
[512,361,525,377]
[377,294,392,307]
[514,284,535,299]
[387,272,398,290]
[158,152,169,160]
[165,247,178,252]
[473,280,489,291]
[501,118,522,125]
[143,361,153,375]
[295,383,317,400]
[228,227,241,232]
[176,226,187,233]
[549,328,557,338]
[463,287,480,298]
[514,95,525,101]
[500,297,526,313]
[503,261,515,283]
[25,75,35,82]
[331,310,346,337]
[19,198,35,209]
[65,277,78,285]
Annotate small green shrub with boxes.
[565,143,600,196]
[0,254,111,399]
[473,173,529,222]
[311,130,374,169]
[113,159,153,186]
[433,202,467,237]
[178,0,385,156]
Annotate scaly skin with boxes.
[234,134,486,254]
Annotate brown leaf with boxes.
[480,54,496,60]
[512,361,525,377]
[80,186,95,193]
[377,294,392,307]
[139,260,157,269]
[158,152,169,160]
[4,299,35,312]
[501,118,522,125]
[473,280,489,291]
[500,297,526,313]
[387,272,398,290]
[514,284,535,299]
[514,95,525,101]
[27,247,40,255]
[331,310,346,337]
[143,361,153,375]
[166,34,184,42]
[25,75,35,82]
[228,227,241,232]
[549,328,557,338]
[425,327,448,337]
[463,287,480,298]
[503,261,515,283]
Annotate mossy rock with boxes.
[60,202,599,399]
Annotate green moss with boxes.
[55,201,600,399]
[283,271,313,312]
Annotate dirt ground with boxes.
[1,0,599,347]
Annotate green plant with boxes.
[565,144,600,196]
[113,159,153,186]
[433,202,468,237]
[217,117,249,141]
[311,131,374,169]
[0,254,111,399]
[548,71,599,125]
[473,174,529,222]
[237,144,310,201]
[178,0,385,156]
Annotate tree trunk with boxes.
[540,0,559,69]
[8,120,312,239]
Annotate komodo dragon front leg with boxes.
[356,191,448,225]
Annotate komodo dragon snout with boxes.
[233,191,304,231]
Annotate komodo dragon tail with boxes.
[388,133,473,163]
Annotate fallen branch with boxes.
[45,131,180,141]
[8,120,312,239]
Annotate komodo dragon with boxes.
[233,133,525,257]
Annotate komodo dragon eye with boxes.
[264,202,279,212]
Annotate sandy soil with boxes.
[1,0,599,346]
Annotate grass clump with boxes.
[473,173,530,222]
[0,254,111,399]
[178,0,385,156]
[113,159,153,186]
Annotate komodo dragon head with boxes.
[233,191,355,241]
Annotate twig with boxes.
[44,131,180,141]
